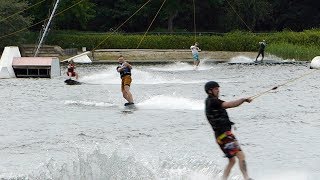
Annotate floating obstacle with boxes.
[228,59,308,65]
[310,56,320,69]
[13,57,60,78]
[62,51,92,63]
[0,46,60,78]
[0,46,21,78]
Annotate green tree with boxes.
[158,0,190,32]
[26,0,96,30]
[194,0,225,31]
[222,0,272,32]
[19,0,320,34]
[87,0,153,32]
[26,0,53,30]
[89,0,192,33]
[54,0,96,30]
[271,0,320,31]
[87,0,115,31]
[110,0,151,32]
[0,0,33,48]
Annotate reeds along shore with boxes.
[26,29,320,61]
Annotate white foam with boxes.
[80,67,206,85]
[149,61,214,71]
[24,146,228,180]
[64,100,114,107]
[229,56,254,63]
[80,67,119,84]
[136,95,204,110]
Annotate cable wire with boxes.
[225,0,253,32]
[193,0,197,42]
[251,69,318,100]
[0,0,86,40]
[92,0,151,51]
[136,0,167,49]
[0,0,46,23]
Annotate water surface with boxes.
[0,58,319,180]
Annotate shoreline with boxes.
[87,49,258,63]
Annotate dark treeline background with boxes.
[1,0,320,55]
[25,0,320,32]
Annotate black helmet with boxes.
[205,81,220,93]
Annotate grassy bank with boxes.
[26,29,320,61]
[268,43,320,61]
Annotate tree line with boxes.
[0,0,319,48]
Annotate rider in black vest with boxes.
[255,40,266,62]
[204,81,254,180]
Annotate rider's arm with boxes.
[124,62,132,69]
[222,98,252,109]
[117,66,123,72]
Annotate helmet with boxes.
[205,81,220,93]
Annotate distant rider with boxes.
[67,60,78,80]
[190,42,201,68]
[117,55,134,106]
[255,40,266,62]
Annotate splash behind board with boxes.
[65,79,81,85]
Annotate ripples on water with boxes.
[0,57,319,179]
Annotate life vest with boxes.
[68,64,75,72]
[117,63,131,78]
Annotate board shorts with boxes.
[121,75,132,91]
[192,53,199,61]
[216,131,241,158]
[67,72,76,77]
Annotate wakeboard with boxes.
[124,103,136,108]
[64,79,81,85]
[122,103,137,113]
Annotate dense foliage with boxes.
[0,0,33,48]
[0,0,319,60]
[2,0,319,33]
[39,29,319,60]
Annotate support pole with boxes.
[34,0,60,57]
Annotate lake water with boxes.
[0,57,319,180]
